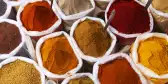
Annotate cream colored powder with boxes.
[58,0,92,15]
[152,0,168,13]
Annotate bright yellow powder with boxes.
[138,37,168,75]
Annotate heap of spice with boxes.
[152,0,168,13]
[57,0,92,15]
[107,0,150,34]
[74,19,111,57]
[0,60,41,84]
[138,37,168,75]
[0,22,21,54]
[41,35,78,75]
[0,0,7,16]
[21,1,58,31]
[98,58,141,84]
[69,76,94,84]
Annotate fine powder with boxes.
[98,58,141,84]
[74,19,111,57]
[138,37,168,75]
[57,0,92,15]
[21,1,58,31]
[0,0,7,16]
[0,60,41,84]
[69,76,94,84]
[41,35,78,75]
[0,22,21,54]
[152,0,168,13]
[107,0,150,34]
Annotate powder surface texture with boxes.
[98,58,141,84]
[21,1,58,31]
[69,76,94,84]
[41,35,78,75]
[107,0,150,34]
[0,60,41,84]
[0,22,21,54]
[0,0,7,16]
[74,19,111,57]
[138,37,168,75]
[152,0,168,13]
[58,0,92,15]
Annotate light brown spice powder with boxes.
[0,60,41,84]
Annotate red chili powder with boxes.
[107,0,150,34]
[98,58,141,84]
[21,1,58,31]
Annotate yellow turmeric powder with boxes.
[138,37,168,75]
[41,35,78,75]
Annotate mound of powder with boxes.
[0,22,21,54]
[0,0,7,16]
[74,19,111,57]
[152,0,168,13]
[41,35,78,75]
[98,58,141,84]
[58,0,92,15]
[69,76,94,84]
[138,37,168,75]
[107,0,150,34]
[0,60,41,84]
[21,1,58,31]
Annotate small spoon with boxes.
[104,9,116,31]
[145,0,153,9]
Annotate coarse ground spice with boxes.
[69,76,94,84]
[0,0,7,16]
[0,60,41,84]
[0,22,21,54]
[138,37,168,75]
[41,35,78,75]
[74,19,111,57]
[21,1,58,31]
[98,58,141,84]
[107,0,150,34]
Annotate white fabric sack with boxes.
[0,56,45,84]
[53,0,95,31]
[131,33,168,83]
[17,0,62,37]
[0,19,25,60]
[46,80,57,84]
[105,0,153,38]
[141,0,168,34]
[24,35,36,61]
[7,0,23,6]
[93,53,148,84]
[94,0,110,10]
[62,73,98,84]
[0,0,12,19]
[70,16,117,63]
[53,0,95,21]
[36,31,83,80]
[144,0,168,18]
